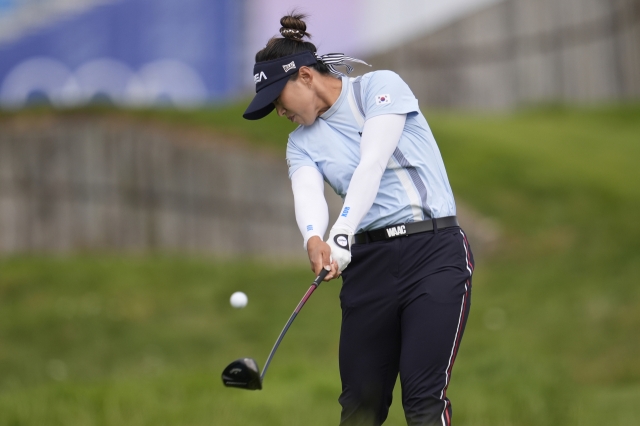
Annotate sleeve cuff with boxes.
[303,232,323,250]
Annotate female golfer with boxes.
[243,14,474,426]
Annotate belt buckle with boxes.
[384,224,408,239]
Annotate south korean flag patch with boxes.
[376,94,391,105]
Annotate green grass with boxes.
[1,103,639,425]
[0,256,347,425]
[429,104,640,425]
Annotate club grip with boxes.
[313,268,330,286]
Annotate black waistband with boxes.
[354,216,459,244]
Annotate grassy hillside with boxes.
[429,105,640,425]
[0,104,639,425]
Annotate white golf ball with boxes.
[230,291,248,309]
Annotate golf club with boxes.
[221,268,330,390]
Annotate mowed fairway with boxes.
[0,257,345,425]
[0,105,639,425]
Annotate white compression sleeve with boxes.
[291,166,329,249]
[333,114,407,233]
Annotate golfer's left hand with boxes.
[327,227,354,273]
[307,236,340,281]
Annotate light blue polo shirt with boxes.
[286,70,456,233]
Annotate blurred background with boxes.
[0,0,639,425]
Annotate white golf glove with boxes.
[327,227,354,272]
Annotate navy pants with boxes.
[338,226,474,426]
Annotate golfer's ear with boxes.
[298,66,313,85]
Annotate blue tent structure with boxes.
[0,0,245,108]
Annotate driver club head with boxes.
[221,358,262,390]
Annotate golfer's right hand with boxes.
[306,236,339,281]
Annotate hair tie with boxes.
[280,28,304,40]
[314,53,371,77]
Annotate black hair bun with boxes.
[280,13,311,41]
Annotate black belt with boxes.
[354,216,459,244]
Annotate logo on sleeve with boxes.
[376,94,391,105]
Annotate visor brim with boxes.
[243,77,290,120]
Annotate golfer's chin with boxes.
[297,116,318,127]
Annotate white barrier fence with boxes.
[0,116,315,257]
[0,115,497,257]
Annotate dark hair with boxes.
[255,13,331,76]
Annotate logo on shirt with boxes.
[254,71,267,84]
[341,207,351,217]
[282,61,297,73]
[376,94,391,105]
[386,225,406,238]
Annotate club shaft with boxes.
[260,268,329,381]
